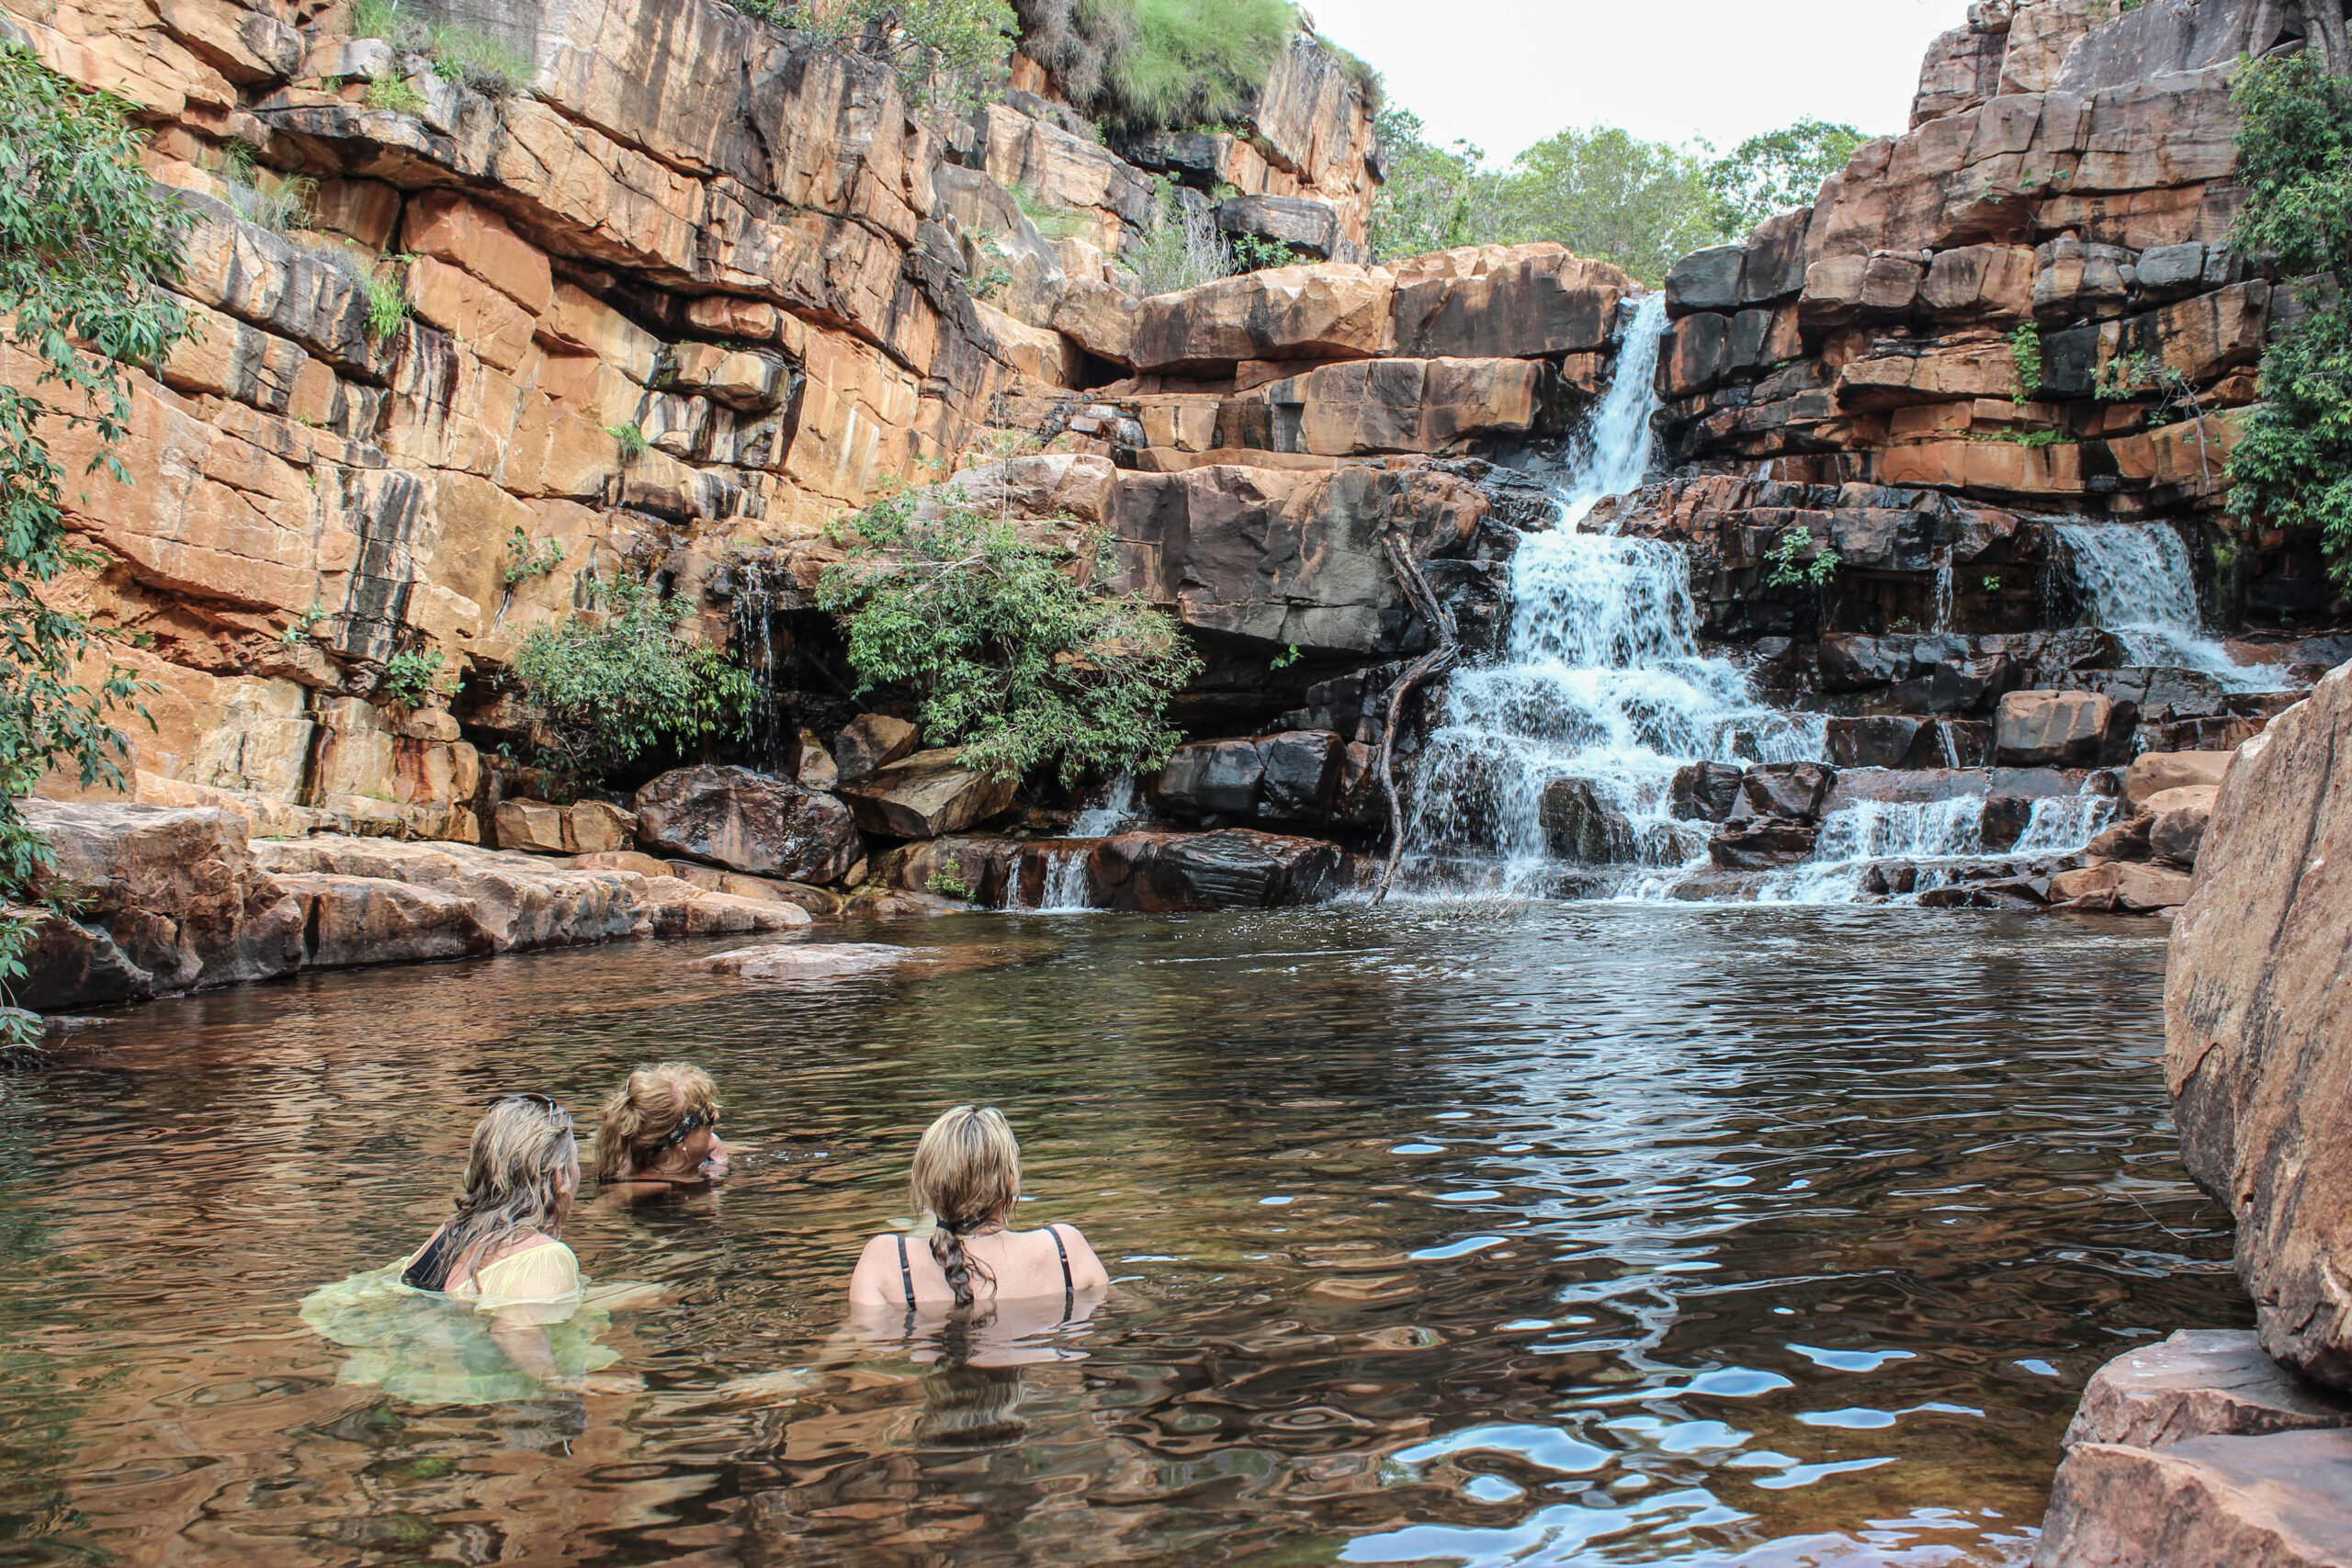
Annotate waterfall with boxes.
[1400,297,1825,895]
[1753,789,2117,905]
[2055,522,2289,693]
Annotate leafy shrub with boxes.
[503,529,564,586]
[1765,526,1838,589]
[816,489,1201,784]
[605,422,648,460]
[729,0,1017,107]
[2008,321,2043,402]
[1702,118,1862,234]
[2225,53,2352,586]
[380,649,446,707]
[0,45,197,1051]
[512,571,754,783]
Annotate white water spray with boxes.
[1402,297,1823,894]
[2056,522,2288,692]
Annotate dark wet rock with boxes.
[1737,761,1835,821]
[1669,761,1744,822]
[1086,829,1340,911]
[2168,665,2352,1390]
[2086,814,2154,863]
[2146,786,2216,869]
[1708,819,1818,869]
[836,750,1018,840]
[1151,731,1343,826]
[636,765,864,882]
[1826,715,1940,770]
[1539,778,1637,863]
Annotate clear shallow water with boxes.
[0,906,2243,1566]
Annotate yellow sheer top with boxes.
[413,1236,583,1325]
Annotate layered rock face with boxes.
[2166,665,2352,1390]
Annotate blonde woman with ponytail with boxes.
[594,1063,729,1197]
[849,1106,1109,1321]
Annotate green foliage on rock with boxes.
[0,45,198,1048]
[1702,118,1862,234]
[729,0,1019,106]
[1121,175,1287,293]
[512,572,755,784]
[379,649,446,708]
[2009,321,2044,401]
[1011,0,1302,133]
[816,489,1202,784]
[2224,53,2352,588]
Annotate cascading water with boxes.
[1754,789,2118,905]
[1400,297,1826,895]
[2056,521,2289,692]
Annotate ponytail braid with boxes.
[929,1217,998,1314]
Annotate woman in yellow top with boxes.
[303,1091,628,1402]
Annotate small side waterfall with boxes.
[1400,298,1824,895]
[1755,790,2118,904]
[2055,522,2288,692]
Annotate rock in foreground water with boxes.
[2167,664,2352,1390]
[2035,1430,2352,1567]
[692,943,929,980]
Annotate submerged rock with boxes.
[691,943,927,980]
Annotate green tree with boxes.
[2223,54,2352,587]
[1703,117,1864,234]
[0,46,197,1049]
[1369,107,1506,262]
[816,489,1201,784]
[1496,125,1723,284]
[511,571,754,784]
[732,0,1019,107]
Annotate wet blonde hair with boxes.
[910,1105,1022,1310]
[594,1062,720,1181]
[404,1094,576,1292]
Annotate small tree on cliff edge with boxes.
[0,46,197,1050]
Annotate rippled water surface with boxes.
[0,905,2244,1566]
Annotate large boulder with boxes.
[634,765,863,882]
[2145,784,2217,868]
[1128,263,1396,374]
[831,714,922,783]
[2167,664,2352,1390]
[252,837,647,952]
[2126,748,2234,804]
[273,873,495,969]
[835,749,1017,839]
[2063,1331,2352,1451]
[1996,690,2134,766]
[1151,732,1344,825]
[17,802,304,1010]
[1669,761,1745,822]
[1085,829,1340,910]
[1539,777,1636,863]
[1390,245,1628,359]
[2033,1431,2352,1567]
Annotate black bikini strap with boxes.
[896,1235,916,1335]
[1048,1224,1072,1322]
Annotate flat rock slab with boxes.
[2065,1330,2352,1450]
[2035,1428,2352,1567]
[692,942,935,980]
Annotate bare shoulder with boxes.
[847,1233,906,1303]
[1042,1222,1112,1291]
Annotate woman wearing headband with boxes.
[594,1063,729,1196]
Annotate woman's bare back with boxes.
[850,1224,1109,1310]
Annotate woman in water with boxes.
[848,1105,1109,1323]
[303,1091,640,1400]
[594,1062,729,1196]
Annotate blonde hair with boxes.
[910,1105,1022,1310]
[403,1094,576,1292]
[594,1062,720,1181]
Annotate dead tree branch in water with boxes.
[1371,534,1461,905]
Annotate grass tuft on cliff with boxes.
[1013,0,1307,135]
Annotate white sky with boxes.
[1306,0,1976,161]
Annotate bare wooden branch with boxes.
[1371,533,1463,905]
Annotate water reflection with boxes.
[0,904,2241,1565]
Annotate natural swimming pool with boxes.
[0,902,2243,1566]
